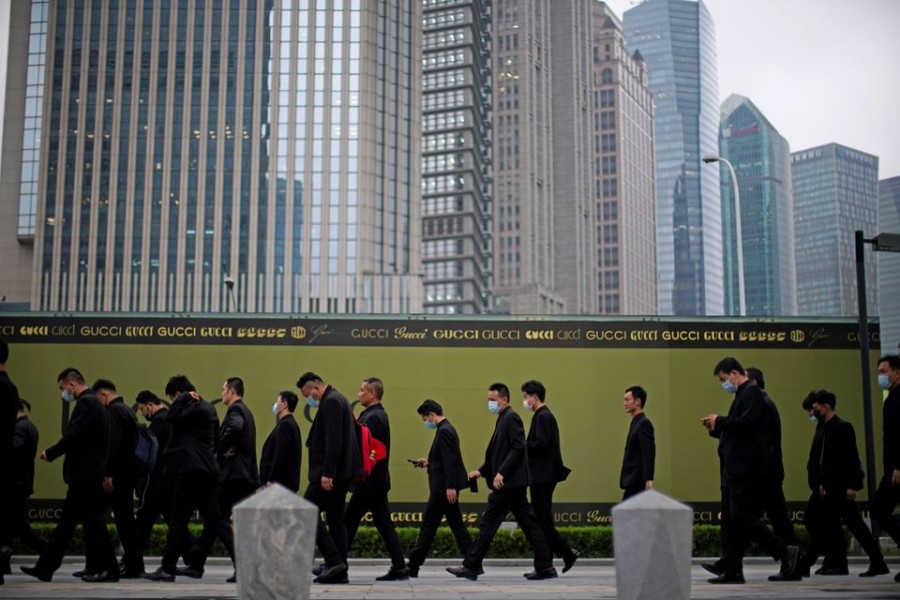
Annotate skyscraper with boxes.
[590,3,656,315]
[624,0,722,316]
[792,143,878,316]
[421,0,493,315]
[1,0,422,314]
[878,176,900,349]
[718,94,796,316]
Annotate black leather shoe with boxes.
[0,545,12,575]
[21,566,53,582]
[72,568,92,578]
[701,562,724,576]
[226,571,236,583]
[707,572,745,584]
[376,566,409,581]
[446,565,478,580]
[82,570,119,583]
[119,566,145,579]
[142,568,175,582]
[860,562,889,577]
[406,562,419,578]
[524,568,558,580]
[894,571,900,583]
[768,571,799,581]
[312,563,326,576]
[818,567,849,576]
[313,562,348,584]
[563,549,580,573]
[176,566,204,579]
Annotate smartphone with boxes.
[407,458,419,464]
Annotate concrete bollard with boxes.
[612,490,693,600]
[233,484,319,600]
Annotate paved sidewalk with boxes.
[2,558,899,599]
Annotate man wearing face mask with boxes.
[447,383,554,581]
[522,380,578,576]
[134,390,173,558]
[21,368,119,583]
[297,372,361,584]
[871,354,900,581]
[259,391,302,492]
[406,399,472,577]
[700,357,799,584]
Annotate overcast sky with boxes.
[1,0,898,178]
[605,0,900,179]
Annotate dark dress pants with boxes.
[802,492,843,570]
[463,486,552,572]
[720,478,786,575]
[872,476,900,544]
[5,488,47,555]
[162,471,233,574]
[820,490,884,568]
[345,482,405,569]
[304,478,353,567]
[530,482,573,559]
[622,487,644,500]
[135,481,173,553]
[103,473,143,573]
[764,480,798,545]
[188,480,253,570]
[408,491,472,568]
[36,483,118,575]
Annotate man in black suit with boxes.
[619,385,655,500]
[344,378,408,581]
[447,383,555,581]
[802,390,888,577]
[21,368,119,583]
[0,340,21,582]
[298,372,361,584]
[92,379,143,578]
[522,380,578,575]
[144,375,233,582]
[872,355,900,582]
[181,377,258,582]
[134,390,174,558]
[407,399,472,577]
[701,357,799,584]
[259,390,303,492]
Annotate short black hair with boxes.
[878,355,900,371]
[91,379,117,394]
[713,357,744,377]
[164,375,195,397]
[802,391,816,411]
[746,367,765,390]
[363,377,384,400]
[279,390,299,412]
[57,367,85,384]
[296,371,323,389]
[625,385,647,408]
[417,399,443,416]
[0,339,8,364]
[810,389,837,409]
[225,377,244,397]
[521,380,546,402]
[488,382,510,400]
[135,390,162,405]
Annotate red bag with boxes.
[354,419,387,482]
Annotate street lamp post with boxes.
[703,154,745,316]
[224,275,237,313]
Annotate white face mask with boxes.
[522,399,531,410]
[272,401,280,415]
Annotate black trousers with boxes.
[36,483,118,574]
[530,482,573,559]
[819,489,884,568]
[408,491,472,568]
[3,489,47,555]
[720,479,786,575]
[872,476,900,544]
[304,478,353,567]
[622,487,644,501]
[103,474,142,573]
[763,481,797,545]
[463,486,552,571]
[161,471,233,573]
[345,483,405,568]
[135,481,174,553]
[189,480,254,570]
[802,492,843,570]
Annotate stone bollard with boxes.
[612,490,692,600]
[233,484,319,600]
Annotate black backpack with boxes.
[134,423,159,473]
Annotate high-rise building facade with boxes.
[1,0,422,314]
[718,94,796,316]
[624,0,722,316]
[590,4,656,315]
[421,0,493,315]
[792,143,878,316]
[878,176,900,349]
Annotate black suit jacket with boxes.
[260,414,302,492]
[45,389,108,487]
[218,399,260,487]
[810,414,864,493]
[306,386,361,482]
[427,418,469,494]
[357,403,391,493]
[13,414,39,496]
[620,412,655,490]
[478,406,529,491]
[105,397,138,479]
[713,381,773,480]
[0,371,19,480]
[883,386,900,478]
[148,407,171,479]
[761,391,785,482]
[164,393,220,476]
[527,405,570,485]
